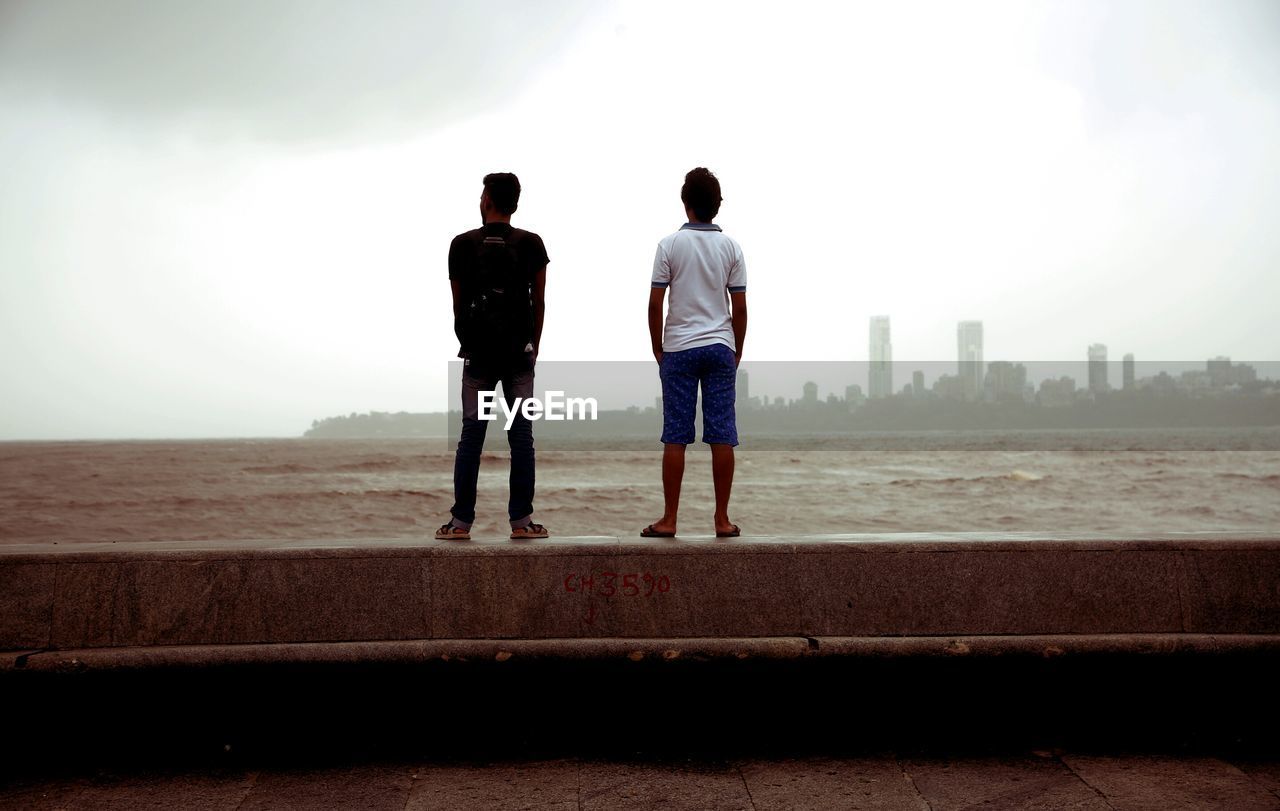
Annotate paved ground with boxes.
[4,752,1279,810]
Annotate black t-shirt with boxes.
[449,222,549,360]
[448,222,549,287]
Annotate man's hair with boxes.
[680,167,722,222]
[483,172,521,215]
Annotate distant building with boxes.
[1180,369,1212,390]
[932,373,965,402]
[736,369,750,411]
[1037,376,1077,407]
[869,316,893,399]
[844,383,865,406]
[986,361,1028,403]
[957,321,984,401]
[1207,356,1232,387]
[912,369,925,398]
[1206,356,1256,388]
[802,381,819,404]
[1234,363,1259,386]
[1088,344,1109,393]
[1123,353,1135,390]
[1149,371,1176,393]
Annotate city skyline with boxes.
[755,354,1273,413]
[847,314,1271,402]
[310,352,1279,440]
[489,355,1280,419]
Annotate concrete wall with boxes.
[3,534,1278,667]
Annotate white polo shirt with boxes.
[650,223,747,353]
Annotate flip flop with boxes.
[640,524,676,538]
[716,524,741,538]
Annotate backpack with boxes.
[459,231,534,361]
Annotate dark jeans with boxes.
[450,357,535,527]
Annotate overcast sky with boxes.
[2,0,1277,439]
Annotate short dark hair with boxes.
[483,172,521,215]
[680,167,722,222]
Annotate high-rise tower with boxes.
[1088,344,1109,393]
[957,321,984,401]
[869,316,892,399]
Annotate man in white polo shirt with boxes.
[642,167,748,538]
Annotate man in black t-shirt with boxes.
[437,172,549,541]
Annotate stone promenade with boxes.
[4,533,1276,809]
[4,532,1278,663]
[5,752,1280,809]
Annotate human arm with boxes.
[532,266,546,359]
[730,290,747,368]
[649,242,670,363]
[727,242,747,367]
[648,286,666,364]
[449,236,466,349]
[450,279,465,347]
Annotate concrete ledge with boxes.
[3,533,1278,657]
[7,634,1280,673]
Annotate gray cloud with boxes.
[1036,0,1280,124]
[0,0,600,143]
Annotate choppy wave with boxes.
[1,434,1277,543]
[1217,472,1280,484]
[888,471,1049,486]
[242,463,320,474]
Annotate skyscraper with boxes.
[869,315,892,399]
[1088,344,1109,393]
[1123,353,1135,390]
[957,321,983,401]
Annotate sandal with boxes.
[435,522,471,541]
[716,524,741,538]
[640,524,676,538]
[510,522,549,540]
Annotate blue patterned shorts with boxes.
[659,343,739,446]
